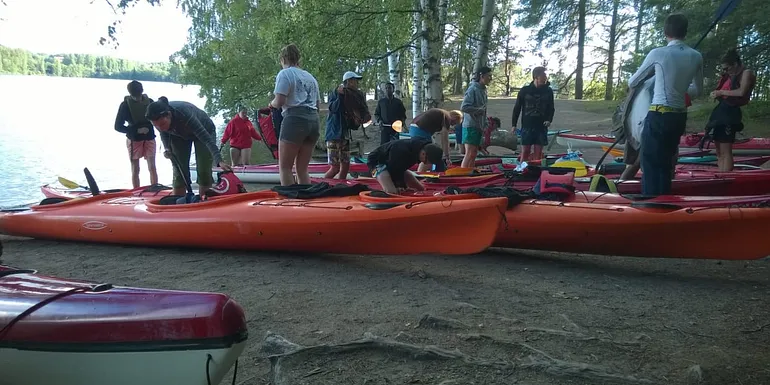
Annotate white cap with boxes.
[342,71,363,82]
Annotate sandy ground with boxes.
[3,98,770,385]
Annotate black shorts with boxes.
[708,102,743,144]
[521,127,548,146]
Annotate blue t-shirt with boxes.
[273,67,321,115]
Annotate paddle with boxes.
[594,0,743,171]
[168,152,196,202]
[83,168,101,196]
[57,176,87,190]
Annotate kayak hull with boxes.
[0,192,507,255]
[557,132,770,155]
[356,192,770,260]
[0,266,247,385]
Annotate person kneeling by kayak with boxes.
[146,97,232,197]
[366,138,444,194]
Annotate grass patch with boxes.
[579,100,620,113]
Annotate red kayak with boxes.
[360,189,770,208]
[558,132,770,155]
[0,265,247,385]
[41,183,173,200]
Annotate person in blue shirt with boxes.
[628,13,703,195]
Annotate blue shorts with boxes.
[408,124,432,140]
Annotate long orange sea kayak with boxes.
[357,191,770,260]
[0,190,507,256]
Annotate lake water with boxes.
[0,75,222,208]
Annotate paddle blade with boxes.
[392,120,403,133]
[58,177,82,189]
[601,146,625,158]
[714,0,742,20]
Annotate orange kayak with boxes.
[0,191,507,255]
[357,191,770,260]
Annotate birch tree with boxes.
[472,0,496,74]
[421,0,443,109]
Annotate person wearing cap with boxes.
[511,66,555,162]
[221,105,262,166]
[114,80,158,189]
[374,82,407,145]
[408,108,463,172]
[324,70,371,179]
[366,137,444,194]
[460,66,492,168]
[145,96,232,197]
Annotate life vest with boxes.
[206,171,247,197]
[716,69,750,107]
[256,107,281,160]
[588,174,618,193]
[533,167,576,197]
[124,94,152,127]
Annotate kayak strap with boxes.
[272,182,370,199]
[207,353,238,385]
[0,283,113,341]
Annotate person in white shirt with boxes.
[627,13,704,195]
[269,44,322,186]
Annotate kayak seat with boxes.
[158,195,186,205]
[630,201,683,210]
[369,190,397,198]
[363,202,406,210]
[39,197,69,206]
[620,194,659,201]
[0,268,36,278]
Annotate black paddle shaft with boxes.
[168,152,195,195]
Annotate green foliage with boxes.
[0,45,183,82]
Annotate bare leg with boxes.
[619,163,640,181]
[294,141,315,184]
[532,144,544,161]
[717,142,733,172]
[336,162,350,179]
[403,171,425,191]
[375,170,399,193]
[240,147,252,165]
[324,165,341,179]
[461,144,478,168]
[278,140,301,186]
[130,159,140,189]
[520,145,532,162]
[146,156,158,185]
[229,148,242,166]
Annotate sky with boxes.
[0,0,192,63]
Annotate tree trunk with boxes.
[574,0,586,100]
[504,15,512,96]
[452,45,464,95]
[472,0,496,74]
[388,52,402,98]
[411,0,423,116]
[604,0,619,101]
[421,0,443,109]
[438,0,448,43]
[634,0,644,53]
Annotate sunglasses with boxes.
[149,111,170,121]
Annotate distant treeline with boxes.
[0,45,183,83]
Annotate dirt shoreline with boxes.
[3,99,769,385]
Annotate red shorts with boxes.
[127,139,157,160]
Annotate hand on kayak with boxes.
[218,162,233,172]
[543,121,551,128]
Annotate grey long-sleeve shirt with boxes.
[159,101,223,166]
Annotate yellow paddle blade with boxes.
[444,167,475,176]
[601,146,624,157]
[392,120,403,133]
[57,177,82,189]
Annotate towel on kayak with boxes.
[444,186,536,209]
[272,182,370,199]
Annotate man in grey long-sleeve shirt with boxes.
[145,97,231,196]
[627,13,703,196]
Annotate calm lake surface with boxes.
[0,75,222,207]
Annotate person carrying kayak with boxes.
[114,80,158,189]
[145,97,232,197]
[408,108,462,172]
[627,13,703,195]
[460,66,492,169]
[511,66,555,163]
[706,48,756,172]
[366,137,443,194]
[221,106,262,167]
